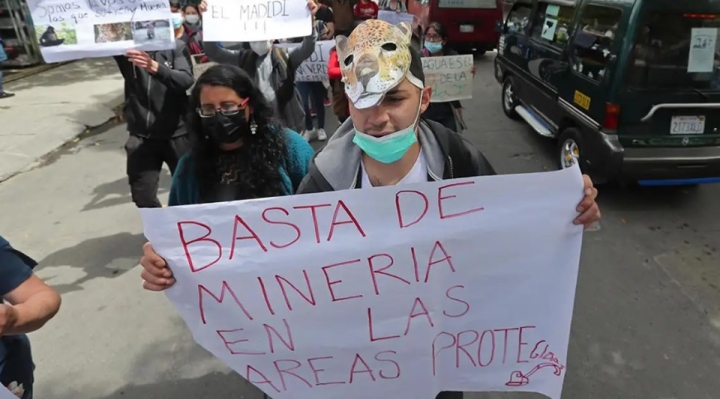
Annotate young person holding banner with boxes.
[138,21,600,297]
[200,0,320,134]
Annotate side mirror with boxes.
[495,20,504,34]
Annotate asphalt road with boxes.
[0,51,719,399]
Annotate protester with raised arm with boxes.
[200,0,320,133]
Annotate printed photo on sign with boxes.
[132,20,173,45]
[36,23,78,47]
[27,0,176,63]
[140,165,585,399]
[422,54,474,102]
[203,0,312,42]
[94,22,132,43]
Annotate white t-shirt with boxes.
[360,152,428,188]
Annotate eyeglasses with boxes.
[425,34,443,41]
[197,98,250,118]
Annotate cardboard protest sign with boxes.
[276,40,333,82]
[423,55,474,102]
[140,165,585,399]
[378,10,414,26]
[27,0,176,63]
[203,0,312,42]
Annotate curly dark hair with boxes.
[186,64,290,203]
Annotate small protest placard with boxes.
[276,40,333,82]
[377,10,414,26]
[140,165,585,399]
[203,0,312,42]
[422,55,474,102]
[27,0,176,63]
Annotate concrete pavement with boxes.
[0,52,718,399]
[0,57,124,182]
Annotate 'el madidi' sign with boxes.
[140,166,585,399]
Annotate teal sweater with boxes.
[168,129,314,206]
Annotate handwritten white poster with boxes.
[202,0,312,42]
[27,0,176,63]
[422,55,474,102]
[140,166,585,399]
[688,27,718,73]
[378,10,414,26]
[0,386,19,399]
[276,40,333,81]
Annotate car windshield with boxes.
[437,0,497,9]
[626,11,720,91]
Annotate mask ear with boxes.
[394,22,413,45]
[335,35,349,63]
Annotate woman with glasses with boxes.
[420,22,476,132]
[169,64,315,205]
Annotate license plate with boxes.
[460,24,475,33]
[670,116,705,134]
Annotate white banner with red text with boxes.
[140,165,585,399]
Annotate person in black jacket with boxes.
[114,41,194,208]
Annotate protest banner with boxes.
[202,0,312,42]
[422,54,474,102]
[276,40,333,82]
[27,0,176,63]
[378,10,414,26]
[140,165,585,399]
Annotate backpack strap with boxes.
[422,119,475,179]
[445,132,475,179]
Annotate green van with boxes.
[494,0,720,185]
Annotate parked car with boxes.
[407,0,504,54]
[495,0,720,186]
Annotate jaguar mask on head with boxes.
[335,20,414,109]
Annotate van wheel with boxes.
[558,127,585,172]
[501,77,520,120]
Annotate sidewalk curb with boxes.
[0,96,126,184]
[2,61,73,84]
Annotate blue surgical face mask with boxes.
[352,95,423,164]
[424,41,443,54]
[171,13,184,29]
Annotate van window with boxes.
[571,5,623,81]
[506,4,533,34]
[627,12,720,91]
[530,2,575,47]
[438,0,497,9]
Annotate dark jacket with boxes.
[296,118,496,194]
[114,41,194,139]
[420,47,462,128]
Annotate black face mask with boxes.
[201,112,251,144]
